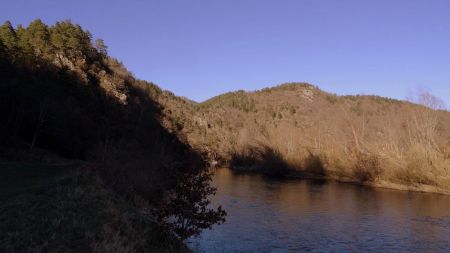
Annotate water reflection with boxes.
[188,168,450,253]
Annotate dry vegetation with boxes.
[165,83,450,194]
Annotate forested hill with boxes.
[0,19,224,251]
[168,83,450,193]
[0,20,189,157]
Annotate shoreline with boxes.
[228,166,450,196]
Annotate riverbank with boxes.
[0,154,191,252]
[230,165,450,195]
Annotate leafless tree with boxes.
[30,101,51,151]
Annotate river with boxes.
[188,168,450,252]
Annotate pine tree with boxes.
[25,19,52,56]
[0,21,18,54]
[0,40,11,76]
[50,20,94,60]
[94,38,107,56]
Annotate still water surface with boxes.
[188,168,450,253]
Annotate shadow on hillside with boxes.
[303,152,327,177]
[229,145,329,179]
[0,51,211,222]
[230,145,291,177]
[0,19,226,244]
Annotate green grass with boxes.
[0,159,190,252]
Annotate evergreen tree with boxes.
[95,38,107,56]
[50,20,93,60]
[16,24,30,52]
[0,21,17,54]
[25,19,52,56]
[0,40,11,76]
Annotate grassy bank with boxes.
[229,145,450,195]
[0,158,190,252]
[230,162,450,195]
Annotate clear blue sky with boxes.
[2,0,450,105]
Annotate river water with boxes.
[188,168,450,253]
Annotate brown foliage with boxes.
[353,153,382,182]
[169,83,450,190]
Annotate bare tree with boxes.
[406,89,446,154]
[30,101,51,151]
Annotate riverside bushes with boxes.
[353,153,382,182]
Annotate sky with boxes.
[1,0,450,105]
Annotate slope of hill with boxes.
[0,156,192,252]
[0,19,224,251]
[172,83,450,194]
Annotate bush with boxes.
[353,153,382,182]
[326,94,338,104]
[395,145,436,185]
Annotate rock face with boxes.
[52,52,129,105]
[299,86,314,102]
[99,75,128,105]
[54,53,76,70]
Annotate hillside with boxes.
[1,18,449,251]
[0,19,224,251]
[0,156,192,252]
[169,83,450,194]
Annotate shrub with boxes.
[289,106,296,114]
[326,94,338,104]
[353,153,382,182]
[395,145,436,185]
